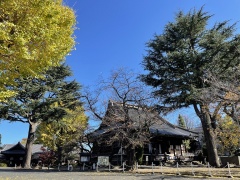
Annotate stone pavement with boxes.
[0,168,232,180]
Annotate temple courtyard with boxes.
[0,167,238,180]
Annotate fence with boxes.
[62,161,240,178]
[135,161,237,178]
[91,161,239,178]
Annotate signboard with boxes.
[98,156,109,166]
[80,156,90,162]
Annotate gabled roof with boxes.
[150,122,197,138]
[1,142,25,155]
[1,144,15,151]
[31,144,45,154]
[1,142,45,155]
[92,100,198,138]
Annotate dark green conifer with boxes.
[178,114,186,128]
[141,7,240,167]
[0,64,82,168]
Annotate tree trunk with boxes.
[24,122,38,169]
[126,146,136,170]
[57,145,63,165]
[57,128,64,165]
[195,104,221,167]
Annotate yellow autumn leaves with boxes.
[36,106,88,150]
[0,0,76,99]
[217,116,240,155]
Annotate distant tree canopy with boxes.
[217,116,240,156]
[177,114,197,130]
[177,114,191,150]
[0,0,76,99]
[178,114,186,128]
[141,7,240,167]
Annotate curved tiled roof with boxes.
[91,100,198,138]
[1,142,45,155]
[1,142,25,155]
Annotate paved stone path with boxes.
[0,168,230,180]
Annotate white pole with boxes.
[152,162,154,174]
[160,161,163,174]
[207,162,212,177]
[58,163,60,171]
[227,162,233,178]
[176,162,181,175]
[123,162,125,173]
[191,162,195,176]
[136,162,138,173]
[96,162,98,172]
[121,144,123,166]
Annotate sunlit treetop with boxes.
[36,106,88,150]
[0,0,76,89]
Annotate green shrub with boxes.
[0,163,7,167]
[136,146,144,165]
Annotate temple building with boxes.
[88,100,200,165]
[0,142,44,167]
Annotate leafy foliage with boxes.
[0,163,7,167]
[141,7,240,167]
[36,106,87,160]
[216,116,240,155]
[0,0,76,99]
[39,147,56,166]
[0,65,81,124]
[0,64,81,168]
[177,115,191,150]
[141,7,240,110]
[178,114,186,128]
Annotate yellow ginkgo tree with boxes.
[36,106,88,163]
[216,115,240,155]
[0,0,76,99]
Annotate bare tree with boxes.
[196,69,240,125]
[82,68,159,168]
[183,115,199,130]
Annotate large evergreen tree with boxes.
[141,7,240,167]
[0,64,81,168]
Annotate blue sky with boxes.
[1,0,240,145]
